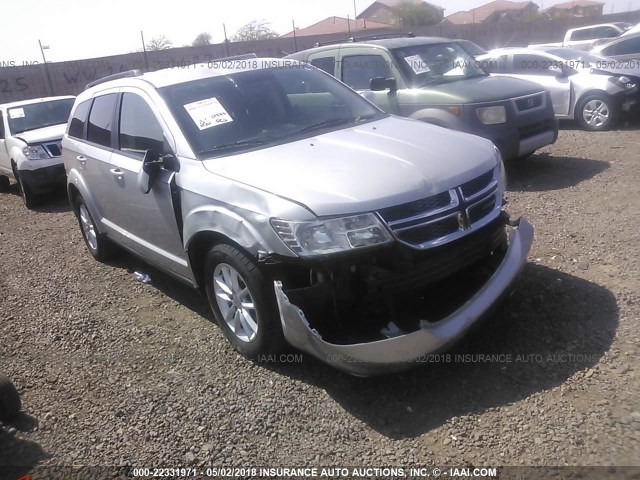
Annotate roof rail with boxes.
[85,69,143,90]
[314,32,415,47]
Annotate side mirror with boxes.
[370,77,398,92]
[138,149,164,194]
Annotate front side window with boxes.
[118,93,165,158]
[341,55,392,90]
[68,100,91,139]
[310,57,336,75]
[391,42,487,88]
[87,94,117,147]
[0,112,4,139]
[6,98,74,135]
[604,36,640,56]
[159,65,383,159]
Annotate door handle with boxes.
[109,168,124,179]
[77,155,86,168]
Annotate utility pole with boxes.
[140,31,149,70]
[38,40,54,96]
[223,23,230,56]
[292,19,298,52]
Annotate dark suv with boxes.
[287,35,558,160]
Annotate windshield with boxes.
[391,42,488,88]
[7,98,74,135]
[159,65,383,158]
[545,48,606,66]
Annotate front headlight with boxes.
[271,213,393,256]
[22,145,50,160]
[476,105,506,125]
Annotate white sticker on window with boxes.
[183,97,233,130]
[9,108,25,119]
[404,55,431,74]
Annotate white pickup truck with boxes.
[530,23,631,51]
[0,96,75,209]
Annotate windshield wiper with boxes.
[291,117,361,136]
[205,136,274,154]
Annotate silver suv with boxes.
[62,60,533,376]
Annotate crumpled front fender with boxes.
[274,218,534,377]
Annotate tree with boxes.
[146,35,173,51]
[231,20,279,41]
[391,1,439,27]
[192,32,213,46]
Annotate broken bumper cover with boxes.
[274,217,534,377]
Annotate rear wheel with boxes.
[0,374,21,421]
[204,244,284,358]
[74,196,116,261]
[576,93,618,131]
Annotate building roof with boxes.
[443,0,536,24]
[281,16,393,38]
[544,0,604,11]
[357,0,445,20]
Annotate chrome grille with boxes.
[378,168,501,249]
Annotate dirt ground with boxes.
[0,122,639,478]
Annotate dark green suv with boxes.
[287,36,558,160]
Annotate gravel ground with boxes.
[1,123,639,478]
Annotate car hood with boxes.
[418,75,545,104]
[13,124,66,144]
[202,116,497,217]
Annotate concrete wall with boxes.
[2,10,640,104]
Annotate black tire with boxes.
[73,196,116,261]
[204,244,284,358]
[0,175,10,193]
[575,93,619,131]
[12,165,40,210]
[0,374,21,421]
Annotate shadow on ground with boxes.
[3,184,70,214]
[0,414,49,478]
[114,245,619,440]
[261,264,618,439]
[506,154,609,192]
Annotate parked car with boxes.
[286,35,558,161]
[621,22,640,37]
[62,61,533,376]
[592,32,640,60]
[530,23,632,51]
[477,47,640,131]
[0,96,75,208]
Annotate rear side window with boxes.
[68,100,91,139]
[118,93,166,158]
[310,57,336,75]
[342,55,392,90]
[87,94,117,147]
[571,28,594,41]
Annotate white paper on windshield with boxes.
[9,108,25,119]
[183,97,233,130]
[404,55,430,74]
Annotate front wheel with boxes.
[576,93,618,131]
[204,244,284,358]
[12,165,39,209]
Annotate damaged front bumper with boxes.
[274,217,534,377]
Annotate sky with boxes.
[1,0,639,64]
